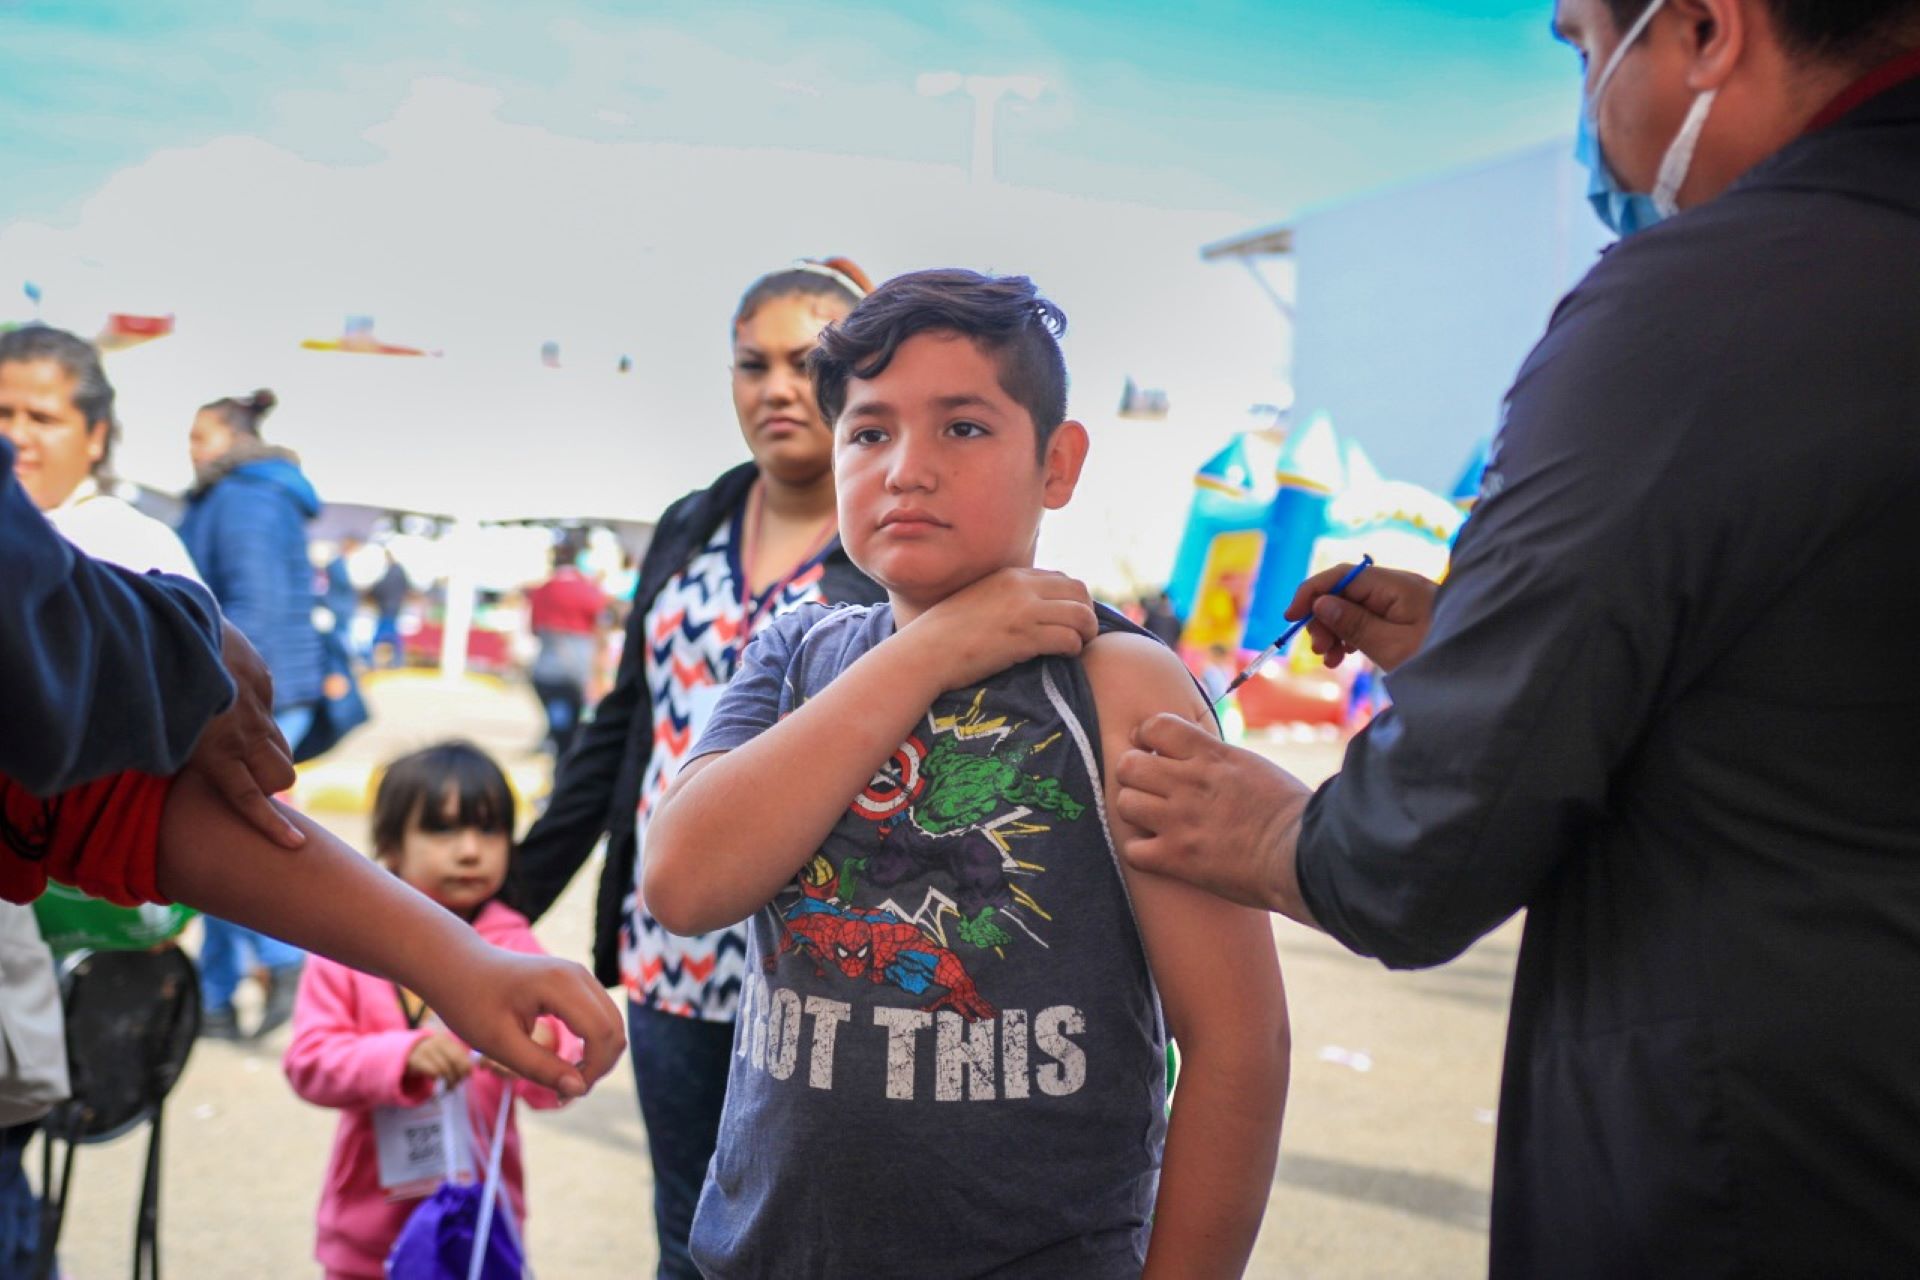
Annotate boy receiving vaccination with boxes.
[645,270,1289,1278]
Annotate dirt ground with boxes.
[52,674,1515,1279]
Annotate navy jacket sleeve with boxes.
[0,438,235,795]
[1295,247,1703,969]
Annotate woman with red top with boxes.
[526,537,611,758]
[507,258,884,1279]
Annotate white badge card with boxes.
[374,1084,475,1198]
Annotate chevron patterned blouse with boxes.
[621,505,832,1021]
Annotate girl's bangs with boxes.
[408,747,514,836]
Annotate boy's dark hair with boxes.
[371,740,516,860]
[0,324,119,475]
[1604,0,1920,64]
[809,269,1070,459]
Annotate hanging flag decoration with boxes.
[302,314,438,357]
[95,313,176,352]
[1117,376,1170,420]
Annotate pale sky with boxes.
[0,1,1586,590]
[4,2,1579,227]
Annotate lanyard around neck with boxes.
[394,984,430,1030]
[737,479,837,622]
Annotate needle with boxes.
[1213,555,1374,711]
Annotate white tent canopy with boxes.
[102,330,1228,601]
[13,86,1290,598]
[104,333,744,523]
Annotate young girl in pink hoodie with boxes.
[284,741,581,1279]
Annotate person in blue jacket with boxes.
[178,387,323,1039]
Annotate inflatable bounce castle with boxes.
[1167,416,1482,729]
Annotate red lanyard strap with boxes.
[1808,46,1920,133]
[736,480,837,627]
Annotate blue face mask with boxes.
[1575,110,1664,238]
[1571,0,1717,239]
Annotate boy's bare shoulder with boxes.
[1081,630,1211,731]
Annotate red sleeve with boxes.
[0,770,173,906]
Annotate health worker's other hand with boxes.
[423,949,624,1100]
[907,567,1098,692]
[1114,713,1316,923]
[1286,562,1437,674]
[404,1032,474,1087]
[186,619,304,849]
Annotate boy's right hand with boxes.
[904,567,1099,693]
[420,948,625,1100]
[404,1032,473,1086]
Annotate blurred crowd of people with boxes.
[0,320,643,1277]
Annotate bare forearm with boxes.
[158,769,489,994]
[1145,1046,1288,1278]
[643,631,942,933]
[1266,815,1319,930]
[160,771,623,1101]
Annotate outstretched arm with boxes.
[1086,633,1289,1279]
[157,769,625,1098]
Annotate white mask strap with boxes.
[1591,0,1667,108]
[1653,88,1718,216]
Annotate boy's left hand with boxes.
[906,567,1098,692]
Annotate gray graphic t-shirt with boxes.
[685,602,1167,1279]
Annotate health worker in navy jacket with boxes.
[1116,2,1920,1275]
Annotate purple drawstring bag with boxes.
[387,1084,528,1280]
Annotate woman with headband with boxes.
[508,258,883,1278]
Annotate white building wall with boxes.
[1289,139,1612,491]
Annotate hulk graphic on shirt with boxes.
[843,733,1086,950]
[915,735,1083,834]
